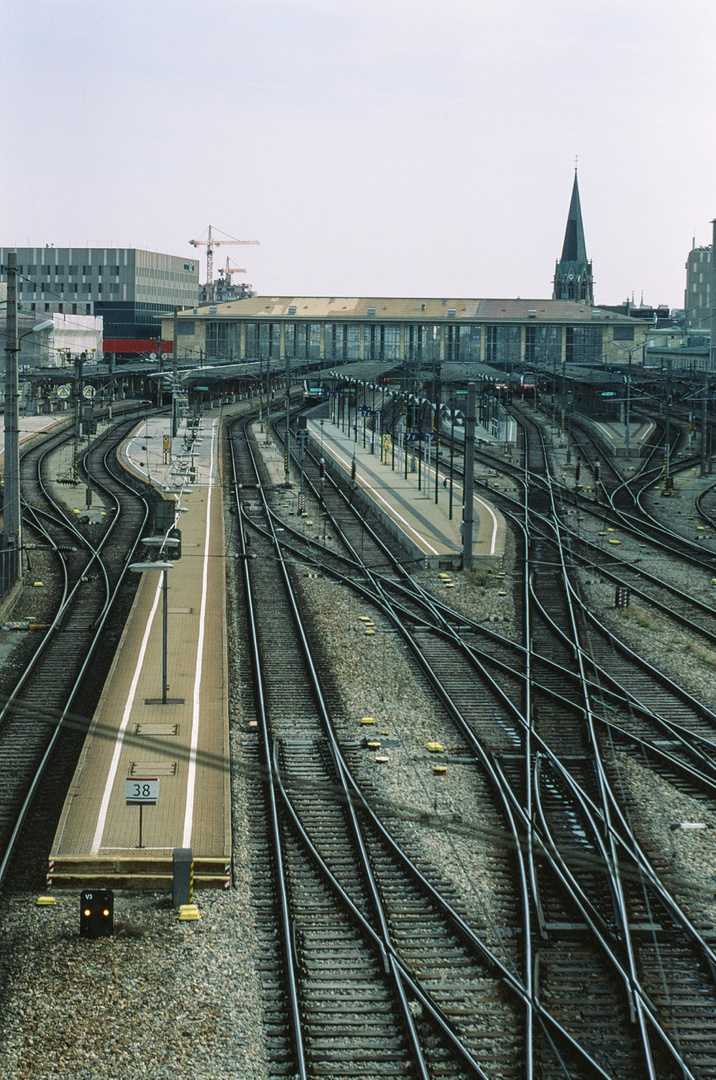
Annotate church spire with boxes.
[553,169,594,304]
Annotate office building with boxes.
[0,247,199,353]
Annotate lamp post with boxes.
[129,556,177,705]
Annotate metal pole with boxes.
[701,369,709,477]
[172,307,179,438]
[284,353,290,485]
[664,354,672,493]
[266,361,271,444]
[449,409,455,520]
[85,397,93,508]
[74,353,84,483]
[162,567,169,705]
[462,383,476,569]
[417,402,422,490]
[434,404,440,505]
[259,356,263,429]
[711,218,716,378]
[625,350,631,459]
[3,252,21,590]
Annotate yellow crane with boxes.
[218,257,247,282]
[188,225,259,302]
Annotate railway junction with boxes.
[2,380,716,1078]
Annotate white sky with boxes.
[3,0,715,308]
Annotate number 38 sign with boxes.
[124,777,160,805]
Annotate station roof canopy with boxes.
[168,295,645,326]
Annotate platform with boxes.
[306,415,507,569]
[578,415,656,458]
[48,408,231,890]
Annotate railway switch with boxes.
[80,888,114,939]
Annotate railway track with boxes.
[244,398,716,1076]
[0,409,157,890]
[229,414,540,1079]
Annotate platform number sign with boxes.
[124,777,159,805]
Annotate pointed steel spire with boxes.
[560,169,588,264]
[553,169,594,304]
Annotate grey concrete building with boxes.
[685,242,712,331]
[0,247,200,349]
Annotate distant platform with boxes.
[308,418,507,569]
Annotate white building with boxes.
[16,311,103,368]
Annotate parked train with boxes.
[302,380,325,404]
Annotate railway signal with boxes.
[80,888,114,939]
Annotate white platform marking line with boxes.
[182,419,217,846]
[474,493,499,555]
[91,574,163,854]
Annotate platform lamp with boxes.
[130,548,179,706]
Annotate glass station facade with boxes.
[164,297,647,369]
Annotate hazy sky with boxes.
[4,0,715,308]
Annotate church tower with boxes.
[553,169,594,305]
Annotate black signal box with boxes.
[80,888,114,939]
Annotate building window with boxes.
[383,324,400,360]
[459,324,481,362]
[525,324,561,364]
[258,321,280,358]
[485,325,520,365]
[612,325,635,342]
[566,325,602,364]
[207,320,239,359]
[445,324,459,362]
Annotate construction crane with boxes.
[188,225,259,302]
[218,257,247,282]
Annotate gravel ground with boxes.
[2,415,716,1078]
[0,890,265,1080]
